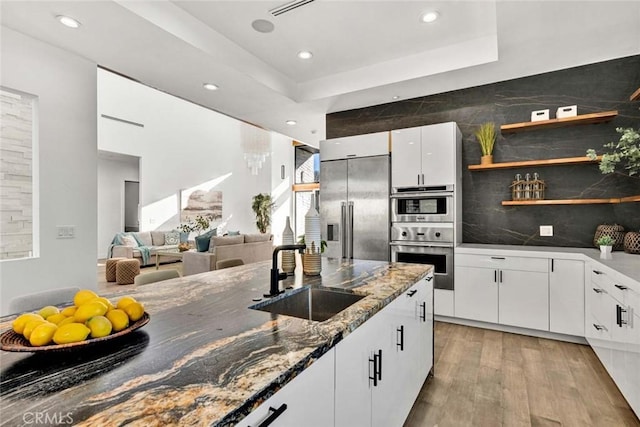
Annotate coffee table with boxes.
[155,249,191,269]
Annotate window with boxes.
[0,88,38,260]
[292,143,319,238]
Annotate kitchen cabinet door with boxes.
[454,265,498,323]
[237,348,335,427]
[335,307,384,427]
[549,258,585,336]
[391,126,422,188]
[421,123,457,186]
[499,269,549,330]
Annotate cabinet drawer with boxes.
[590,267,614,292]
[456,254,548,272]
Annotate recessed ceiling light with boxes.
[420,11,439,23]
[286,120,297,126]
[203,83,219,91]
[252,19,274,33]
[56,15,81,29]
[297,51,313,60]
[392,95,400,100]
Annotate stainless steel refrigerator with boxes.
[320,155,390,261]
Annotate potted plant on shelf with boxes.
[474,122,497,165]
[596,235,615,256]
[251,193,274,234]
[587,127,640,177]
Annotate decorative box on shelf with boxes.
[531,109,550,122]
[556,105,577,118]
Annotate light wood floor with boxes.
[404,322,640,427]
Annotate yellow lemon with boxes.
[123,302,145,322]
[90,297,114,311]
[23,319,47,340]
[86,316,113,338]
[74,301,108,323]
[73,289,98,307]
[106,309,129,332]
[52,323,91,344]
[29,322,58,346]
[45,313,67,325]
[38,305,59,319]
[12,313,44,334]
[58,316,78,327]
[116,296,138,311]
[60,306,77,317]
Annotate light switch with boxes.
[540,225,553,237]
[56,225,76,239]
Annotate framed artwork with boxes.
[180,189,223,224]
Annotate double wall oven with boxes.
[390,186,454,290]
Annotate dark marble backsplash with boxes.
[326,55,640,247]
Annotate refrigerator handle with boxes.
[341,202,347,258]
[348,202,354,259]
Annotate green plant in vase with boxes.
[251,193,274,234]
[596,235,615,255]
[474,122,496,165]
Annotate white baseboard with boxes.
[435,315,588,345]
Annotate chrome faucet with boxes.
[267,244,306,297]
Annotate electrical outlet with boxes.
[56,225,76,239]
[540,225,553,237]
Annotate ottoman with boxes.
[116,259,140,285]
[105,257,126,282]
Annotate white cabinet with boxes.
[335,276,433,427]
[585,265,640,418]
[320,131,389,161]
[391,122,460,188]
[454,254,548,330]
[238,348,335,427]
[549,258,584,336]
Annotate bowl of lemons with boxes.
[0,290,150,352]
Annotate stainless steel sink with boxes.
[250,287,365,322]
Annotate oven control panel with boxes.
[391,223,453,243]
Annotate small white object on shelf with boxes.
[531,109,550,122]
[556,105,577,119]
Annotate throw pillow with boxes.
[244,234,272,243]
[211,235,244,246]
[120,234,139,247]
[227,230,240,236]
[164,231,180,245]
[195,229,217,252]
[150,231,165,246]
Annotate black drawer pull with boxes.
[614,284,628,291]
[369,353,378,387]
[407,289,417,297]
[425,276,433,282]
[419,302,426,322]
[256,404,288,427]
[593,324,605,331]
[491,257,505,260]
[592,288,604,294]
[397,325,404,351]
[593,270,604,275]
[377,349,382,381]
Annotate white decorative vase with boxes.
[281,216,296,274]
[304,196,321,253]
[600,245,612,255]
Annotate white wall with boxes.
[270,135,294,246]
[97,69,293,246]
[97,154,139,258]
[0,27,97,315]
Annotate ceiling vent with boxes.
[269,0,316,17]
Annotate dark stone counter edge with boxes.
[217,266,433,426]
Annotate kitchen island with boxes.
[0,258,432,426]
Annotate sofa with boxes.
[183,234,273,276]
[109,230,182,267]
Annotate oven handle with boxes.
[390,241,453,248]
[390,192,453,199]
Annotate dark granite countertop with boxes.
[0,258,431,426]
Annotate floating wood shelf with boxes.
[292,183,319,192]
[500,111,618,134]
[468,156,602,171]
[631,88,640,101]
[502,196,640,206]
